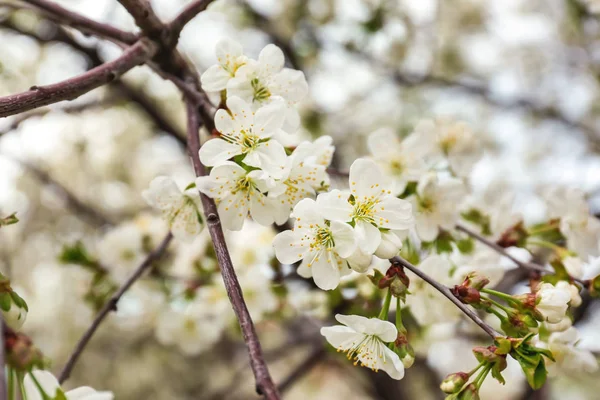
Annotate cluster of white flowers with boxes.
[274,158,414,290]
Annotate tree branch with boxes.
[0,39,157,118]
[58,232,173,383]
[455,223,588,286]
[168,0,214,42]
[185,99,280,399]
[390,255,501,339]
[23,0,137,44]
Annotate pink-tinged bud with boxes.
[452,285,481,305]
[440,372,468,394]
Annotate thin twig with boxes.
[0,39,157,118]
[390,255,501,338]
[455,223,588,286]
[278,347,325,393]
[22,0,137,44]
[168,0,214,41]
[185,99,280,399]
[58,232,173,383]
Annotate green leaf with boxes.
[0,293,11,312]
[58,241,97,268]
[184,182,196,191]
[456,237,474,254]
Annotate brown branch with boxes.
[0,39,157,118]
[390,255,501,338]
[455,223,588,286]
[185,99,280,399]
[22,0,137,44]
[277,347,325,393]
[58,232,173,383]
[168,0,214,42]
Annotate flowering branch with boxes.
[58,232,173,384]
[0,39,157,118]
[456,223,589,286]
[390,256,501,338]
[185,99,280,399]
[23,0,137,44]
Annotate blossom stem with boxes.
[526,239,564,252]
[474,364,492,389]
[395,297,404,331]
[467,361,485,377]
[378,288,393,320]
[17,372,26,400]
[7,368,14,400]
[390,256,502,338]
[482,295,513,314]
[481,288,520,305]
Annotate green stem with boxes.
[395,297,404,331]
[485,296,513,314]
[527,222,559,236]
[29,372,52,400]
[18,371,27,400]
[527,239,563,251]
[474,365,492,389]
[467,361,485,377]
[8,368,14,400]
[488,307,508,322]
[481,288,520,305]
[378,288,392,320]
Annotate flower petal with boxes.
[258,44,284,74]
[354,220,381,254]
[200,65,230,92]
[316,189,353,222]
[273,230,307,264]
[199,138,242,166]
[330,220,357,258]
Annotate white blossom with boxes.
[273,198,358,290]
[142,176,204,242]
[317,158,413,256]
[411,173,467,242]
[199,96,288,178]
[367,127,429,194]
[227,44,308,131]
[24,370,113,400]
[536,282,571,324]
[196,162,287,230]
[411,119,483,177]
[155,300,224,356]
[321,314,405,380]
[546,327,599,375]
[200,38,248,92]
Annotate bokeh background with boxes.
[1,0,600,399]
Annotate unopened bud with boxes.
[0,282,28,330]
[452,285,481,305]
[463,272,490,291]
[440,372,468,394]
[394,333,415,368]
[390,279,409,299]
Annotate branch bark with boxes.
[0,319,5,400]
[185,99,280,399]
[455,223,588,286]
[390,255,501,338]
[58,232,173,383]
[23,0,137,44]
[0,39,157,118]
[168,0,214,42]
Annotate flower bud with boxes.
[0,276,28,330]
[440,372,468,394]
[463,272,489,291]
[394,333,415,368]
[390,279,409,300]
[452,285,481,305]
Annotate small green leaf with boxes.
[0,293,11,312]
[0,213,18,227]
[184,182,196,191]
